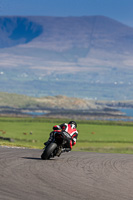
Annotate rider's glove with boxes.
[53,125,61,130]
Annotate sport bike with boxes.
[41,131,70,160]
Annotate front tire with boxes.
[41,143,57,160]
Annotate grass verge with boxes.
[1,117,133,154]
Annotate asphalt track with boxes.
[0,147,133,200]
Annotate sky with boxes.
[0,0,133,27]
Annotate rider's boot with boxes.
[62,148,71,153]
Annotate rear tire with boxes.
[41,143,57,160]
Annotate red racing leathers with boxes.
[46,123,78,150]
[53,123,78,149]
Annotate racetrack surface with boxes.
[0,147,133,200]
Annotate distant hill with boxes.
[1,91,133,110]
[0,92,133,119]
[0,16,133,100]
[0,92,97,110]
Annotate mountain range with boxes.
[0,16,133,100]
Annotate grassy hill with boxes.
[0,92,133,120]
[0,92,97,110]
[0,92,35,108]
[1,92,133,109]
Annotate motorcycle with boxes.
[41,131,70,160]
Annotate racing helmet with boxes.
[68,121,77,128]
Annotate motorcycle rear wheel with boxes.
[41,142,57,160]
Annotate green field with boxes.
[1,117,133,154]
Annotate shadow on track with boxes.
[22,157,57,161]
[22,157,42,160]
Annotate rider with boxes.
[44,121,78,152]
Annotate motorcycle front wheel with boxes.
[41,142,57,160]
